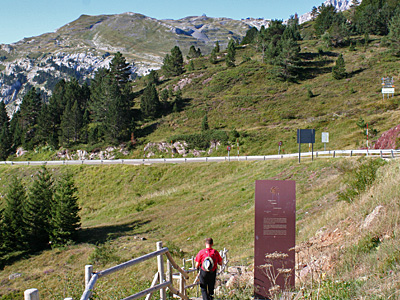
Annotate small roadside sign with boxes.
[322,132,329,143]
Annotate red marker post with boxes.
[227,145,231,161]
[278,141,283,155]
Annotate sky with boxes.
[0,0,321,44]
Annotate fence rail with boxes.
[3,149,400,167]
[24,241,228,300]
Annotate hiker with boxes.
[195,238,223,300]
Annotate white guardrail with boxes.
[3,149,400,167]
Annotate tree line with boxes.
[0,167,80,265]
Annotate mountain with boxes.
[0,12,254,113]
[298,0,358,24]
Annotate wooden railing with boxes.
[24,241,229,300]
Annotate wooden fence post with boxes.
[156,241,166,300]
[24,289,39,300]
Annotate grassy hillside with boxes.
[128,33,400,159]
[0,156,399,298]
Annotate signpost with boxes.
[278,141,282,155]
[381,77,395,99]
[321,132,329,151]
[227,146,231,161]
[297,129,315,163]
[254,180,296,299]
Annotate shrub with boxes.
[338,158,386,202]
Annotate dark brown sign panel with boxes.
[254,180,296,299]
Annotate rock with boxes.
[362,205,385,229]
[8,273,22,280]
[15,147,27,157]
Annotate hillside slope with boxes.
[0,156,398,298]
[0,13,254,111]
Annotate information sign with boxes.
[254,180,296,299]
[297,129,315,144]
[321,132,329,143]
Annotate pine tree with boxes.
[19,88,42,150]
[187,46,201,59]
[109,51,131,86]
[0,125,11,161]
[104,80,132,144]
[162,46,184,76]
[209,48,218,64]
[215,41,220,53]
[2,176,28,252]
[0,101,9,127]
[273,38,301,81]
[388,11,400,56]
[24,167,54,251]
[147,70,159,85]
[141,84,161,119]
[332,54,347,79]
[0,102,11,160]
[202,113,209,131]
[50,174,81,246]
[225,39,236,67]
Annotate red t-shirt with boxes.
[195,248,222,272]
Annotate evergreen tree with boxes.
[215,41,220,53]
[241,27,259,44]
[202,113,209,131]
[314,4,337,36]
[225,39,236,67]
[60,100,82,146]
[109,51,131,86]
[332,54,347,79]
[388,11,400,56]
[104,80,132,144]
[0,101,9,127]
[141,84,161,119]
[209,48,218,64]
[50,174,81,245]
[187,45,202,59]
[2,176,27,252]
[273,38,301,81]
[147,70,159,85]
[0,125,11,161]
[24,167,53,251]
[19,88,42,150]
[9,110,22,150]
[0,102,11,160]
[162,46,184,77]
[173,89,183,113]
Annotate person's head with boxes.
[205,237,213,248]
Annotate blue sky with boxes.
[0,0,320,44]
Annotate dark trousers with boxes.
[199,269,217,300]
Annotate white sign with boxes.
[322,132,329,143]
[382,87,395,94]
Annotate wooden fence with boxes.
[24,241,229,300]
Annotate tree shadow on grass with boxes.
[347,68,366,78]
[78,219,151,244]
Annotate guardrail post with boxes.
[392,150,394,158]
[350,151,353,157]
[156,242,166,300]
[380,151,383,158]
[333,151,336,158]
[24,289,39,300]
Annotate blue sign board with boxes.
[297,129,315,144]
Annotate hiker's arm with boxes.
[195,261,200,269]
